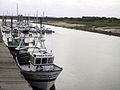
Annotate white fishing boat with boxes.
[15,22,63,90]
[16,47,62,90]
[45,28,55,33]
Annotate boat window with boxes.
[20,53,29,57]
[42,58,47,64]
[32,56,34,63]
[48,58,53,63]
[30,56,34,63]
[13,39,15,43]
[30,56,32,61]
[16,39,19,42]
[36,58,41,64]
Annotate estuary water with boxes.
[44,25,120,90]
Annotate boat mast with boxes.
[32,13,46,54]
[39,13,46,50]
[36,10,38,26]
[17,3,18,16]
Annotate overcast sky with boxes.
[0,0,120,18]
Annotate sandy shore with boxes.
[45,21,120,37]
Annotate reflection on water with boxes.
[44,25,120,90]
[32,84,56,90]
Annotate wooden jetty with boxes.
[0,28,32,90]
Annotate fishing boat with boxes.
[15,23,63,90]
[45,28,55,34]
[1,20,29,50]
[16,47,62,90]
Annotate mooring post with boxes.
[2,16,5,26]
[27,17,29,25]
[4,16,6,26]
[11,17,13,31]
[25,17,27,25]
[40,17,43,29]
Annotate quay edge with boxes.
[0,24,32,90]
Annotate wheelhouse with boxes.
[30,53,54,65]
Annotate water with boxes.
[44,25,120,90]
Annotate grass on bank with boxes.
[45,16,120,36]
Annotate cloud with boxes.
[0,0,120,17]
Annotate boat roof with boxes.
[32,53,54,58]
[28,47,54,58]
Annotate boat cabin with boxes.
[8,37,29,48]
[29,52,54,71]
[30,53,54,65]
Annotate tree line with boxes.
[45,16,120,27]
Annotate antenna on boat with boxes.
[2,13,4,25]
[36,10,38,26]
[28,13,30,25]
[42,11,45,31]
[17,3,18,16]
[40,11,45,33]
[43,11,44,22]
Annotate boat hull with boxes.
[15,56,62,90]
[21,68,62,90]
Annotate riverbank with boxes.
[45,17,120,37]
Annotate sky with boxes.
[0,0,120,18]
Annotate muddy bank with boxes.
[45,21,120,37]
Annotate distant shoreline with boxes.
[44,17,120,37]
[45,21,120,37]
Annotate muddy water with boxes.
[44,25,120,90]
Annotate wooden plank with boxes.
[0,27,32,90]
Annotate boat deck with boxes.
[0,26,32,90]
[21,64,62,71]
